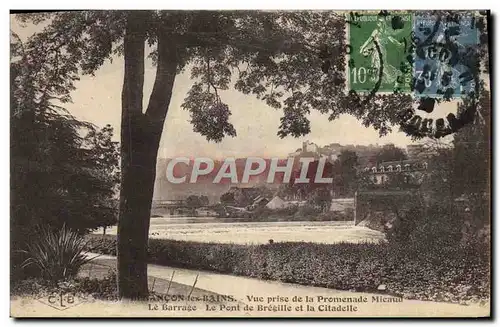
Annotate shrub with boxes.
[251,207,273,219]
[21,226,95,283]
[85,234,490,304]
[75,270,118,300]
[293,205,321,218]
[11,278,50,297]
[11,270,118,301]
[386,203,463,251]
[316,210,353,221]
[251,206,298,220]
[273,206,299,218]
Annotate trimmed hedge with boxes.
[85,234,490,304]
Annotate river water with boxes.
[96,216,385,245]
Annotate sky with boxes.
[11,15,462,159]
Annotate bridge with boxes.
[152,199,187,208]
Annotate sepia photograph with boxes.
[9,9,491,318]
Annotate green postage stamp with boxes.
[348,12,413,93]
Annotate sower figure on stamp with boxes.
[433,25,462,91]
[359,15,405,86]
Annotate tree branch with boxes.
[206,54,219,100]
[121,11,146,115]
[144,30,178,137]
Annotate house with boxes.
[329,198,355,213]
[252,195,269,207]
[224,186,262,207]
[286,200,307,207]
[302,140,319,153]
[288,148,302,158]
[247,195,270,210]
[265,196,289,209]
[226,206,250,212]
[406,144,436,160]
[287,141,322,160]
[362,159,428,185]
[195,207,218,216]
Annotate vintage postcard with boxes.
[10,9,491,318]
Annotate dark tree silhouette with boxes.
[11,36,120,279]
[374,144,408,164]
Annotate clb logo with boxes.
[36,292,88,311]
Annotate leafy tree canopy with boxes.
[374,144,408,164]
[11,32,120,238]
[14,10,482,143]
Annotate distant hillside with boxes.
[153,158,283,203]
[289,141,386,167]
[153,143,405,203]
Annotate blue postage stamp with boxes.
[413,13,479,98]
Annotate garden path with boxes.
[85,253,489,317]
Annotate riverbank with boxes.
[97,220,385,244]
[11,254,490,317]
[85,234,490,306]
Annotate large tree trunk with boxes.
[117,126,157,299]
[117,13,177,299]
